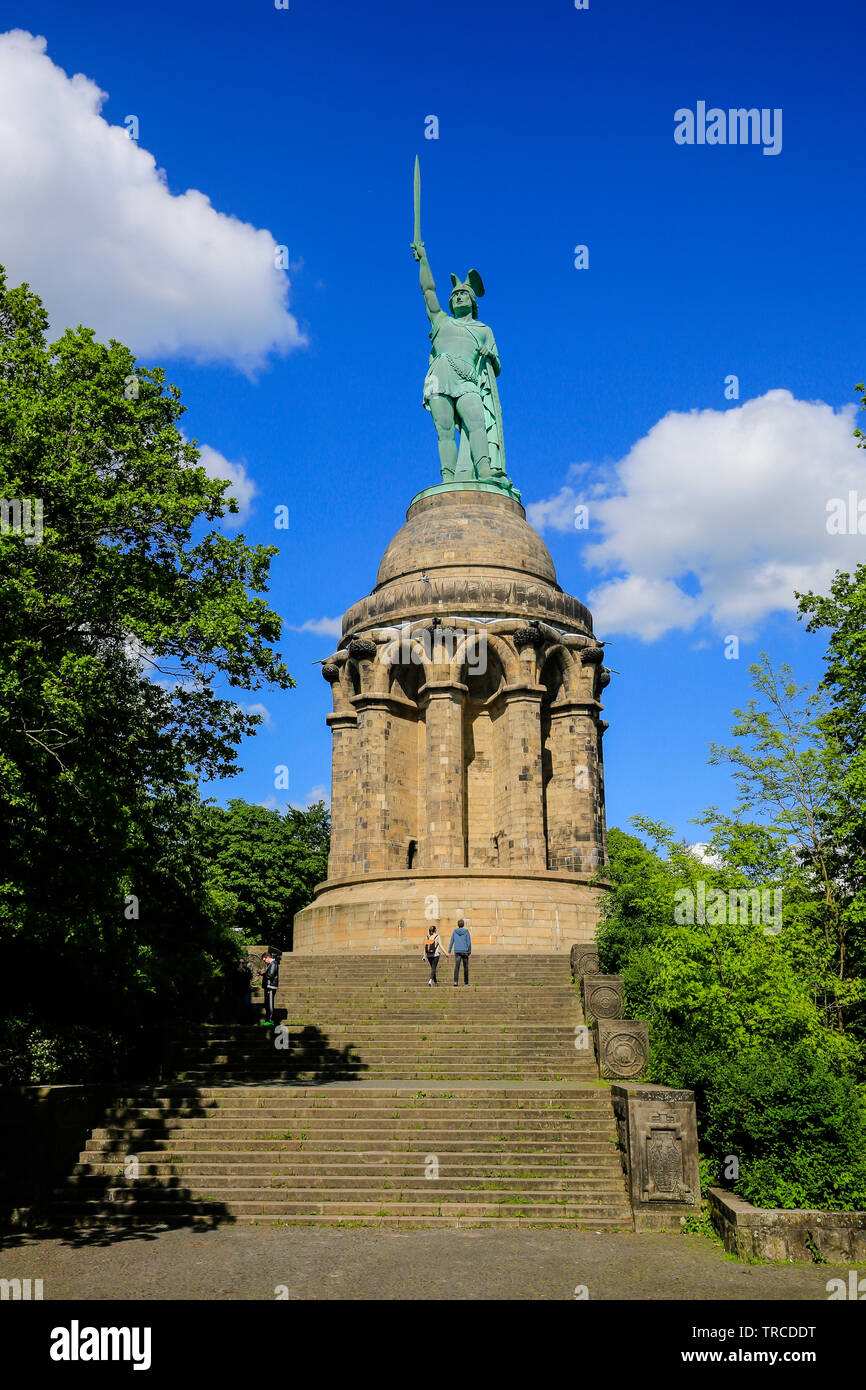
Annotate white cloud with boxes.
[197,444,257,524]
[689,843,725,869]
[292,616,343,638]
[0,30,305,371]
[242,702,272,728]
[525,463,604,535]
[529,390,864,640]
[291,783,331,810]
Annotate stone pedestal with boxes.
[293,866,606,952]
[611,1083,701,1231]
[293,484,613,952]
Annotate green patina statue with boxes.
[411,158,520,501]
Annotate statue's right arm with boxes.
[412,241,441,321]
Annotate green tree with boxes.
[0,267,294,1080]
[795,382,866,1047]
[598,818,866,1209]
[703,654,861,1034]
[199,799,330,945]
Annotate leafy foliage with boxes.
[599,818,866,1209]
[0,267,295,1082]
[199,799,330,946]
[597,609,866,1208]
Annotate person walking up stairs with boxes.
[447,919,471,986]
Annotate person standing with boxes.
[260,952,279,1026]
[233,959,253,1024]
[422,926,443,986]
[447,919,472,987]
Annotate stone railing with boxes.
[570,944,701,1231]
[569,946,649,1081]
[708,1188,866,1263]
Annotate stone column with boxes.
[351,695,394,874]
[502,683,546,869]
[596,716,609,868]
[420,680,467,868]
[544,700,604,873]
[324,710,358,878]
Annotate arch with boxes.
[451,630,520,687]
[463,641,506,704]
[390,659,423,703]
[539,646,569,704]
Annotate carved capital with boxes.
[348,637,377,662]
[513,621,545,649]
[580,645,605,665]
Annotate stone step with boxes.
[174,1074,594,1084]
[49,1197,630,1221]
[175,1059,594,1068]
[258,957,570,970]
[43,949,630,1231]
[74,1157,622,1176]
[113,1106,608,1117]
[86,1121,614,1141]
[45,1212,632,1230]
[60,1176,627,1197]
[187,1026,583,1036]
[110,1084,605,1096]
[84,1142,617,1159]
[80,1149,620,1167]
[98,1101,608,1117]
[91,1105,612,1123]
[183,1045,588,1053]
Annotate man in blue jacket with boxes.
[447,919,472,986]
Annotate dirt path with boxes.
[1,1225,854,1300]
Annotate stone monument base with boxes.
[292,868,606,953]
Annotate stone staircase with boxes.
[48,953,634,1229]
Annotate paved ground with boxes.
[0,1226,853,1300]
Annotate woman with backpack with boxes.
[422,926,443,986]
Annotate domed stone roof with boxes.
[376,486,558,588]
[340,483,594,639]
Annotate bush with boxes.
[701,1045,866,1210]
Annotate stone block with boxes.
[611,1083,701,1231]
[595,1019,649,1080]
[707,1188,866,1264]
[581,973,623,1019]
[570,943,599,979]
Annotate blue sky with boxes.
[2,0,864,842]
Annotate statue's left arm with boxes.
[482,329,501,377]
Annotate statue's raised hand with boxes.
[411,240,426,262]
